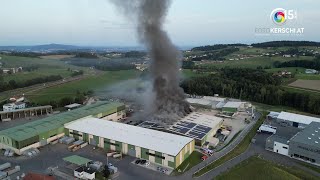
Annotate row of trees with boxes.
[274,58,320,70]
[252,41,320,47]
[0,75,62,92]
[45,90,92,108]
[181,68,320,115]
[191,44,246,51]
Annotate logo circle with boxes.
[271,8,286,25]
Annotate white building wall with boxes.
[135,146,141,158]
[149,150,155,162]
[69,130,74,138]
[274,141,289,156]
[110,140,116,151]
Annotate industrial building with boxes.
[0,105,53,121]
[272,111,320,129]
[222,101,246,115]
[3,102,26,112]
[0,102,125,155]
[186,96,226,109]
[266,122,320,166]
[64,117,195,169]
[168,112,223,146]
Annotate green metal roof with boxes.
[0,101,124,142]
[63,155,92,165]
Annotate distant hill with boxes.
[251,41,320,48]
[0,44,147,53]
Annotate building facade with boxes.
[266,122,320,166]
[65,117,195,169]
[0,102,125,155]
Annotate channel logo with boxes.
[270,8,297,26]
[271,8,286,25]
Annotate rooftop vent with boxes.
[316,141,319,144]
[312,134,315,136]
[316,130,319,133]
[308,137,311,140]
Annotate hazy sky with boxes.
[0,0,319,46]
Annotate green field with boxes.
[181,69,209,79]
[173,151,203,175]
[26,70,141,104]
[0,55,88,83]
[215,156,319,180]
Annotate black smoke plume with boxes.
[110,0,191,125]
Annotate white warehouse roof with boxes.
[186,98,213,106]
[223,101,244,108]
[277,111,320,125]
[181,112,223,128]
[65,117,193,156]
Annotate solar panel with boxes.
[170,126,190,134]
[187,131,206,140]
[194,125,211,133]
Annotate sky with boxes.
[0,0,319,46]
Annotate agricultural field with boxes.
[215,156,319,180]
[0,55,89,83]
[26,70,141,104]
[40,55,75,59]
[288,79,320,91]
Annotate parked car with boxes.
[201,155,208,161]
[135,159,141,164]
[140,160,146,165]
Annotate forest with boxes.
[181,68,320,114]
[274,57,320,70]
[191,44,246,51]
[252,41,320,47]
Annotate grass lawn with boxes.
[215,156,319,180]
[26,70,141,104]
[298,162,320,174]
[181,69,208,79]
[296,73,320,80]
[2,68,73,82]
[253,102,320,117]
[193,112,266,177]
[172,151,203,175]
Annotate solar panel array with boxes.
[170,121,212,140]
[138,121,164,129]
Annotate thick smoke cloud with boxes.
[110,0,191,125]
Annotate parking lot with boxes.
[0,143,178,180]
[131,159,173,175]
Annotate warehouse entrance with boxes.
[128,149,136,157]
[40,139,47,146]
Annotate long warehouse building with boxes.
[0,101,125,155]
[64,117,195,169]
